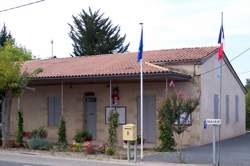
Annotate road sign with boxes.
[205,119,221,125]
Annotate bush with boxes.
[105,146,114,156]
[85,142,95,154]
[31,127,47,139]
[74,130,92,143]
[57,117,67,146]
[70,143,83,152]
[27,138,53,150]
[107,110,119,150]
[16,111,24,144]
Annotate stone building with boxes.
[9,46,246,146]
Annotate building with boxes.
[9,46,246,146]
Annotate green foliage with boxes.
[69,7,129,56]
[57,117,67,146]
[158,91,199,151]
[158,97,176,151]
[31,127,47,139]
[27,138,53,150]
[74,130,92,143]
[0,42,37,96]
[16,111,24,144]
[105,146,114,156]
[107,110,119,154]
[0,24,14,47]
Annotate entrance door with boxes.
[137,96,156,143]
[85,96,97,139]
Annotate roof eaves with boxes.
[31,71,191,81]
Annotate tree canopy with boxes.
[0,42,32,95]
[0,24,14,48]
[69,7,129,56]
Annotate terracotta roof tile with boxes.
[22,46,218,79]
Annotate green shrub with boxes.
[105,146,114,156]
[27,138,53,150]
[31,127,47,139]
[16,111,24,144]
[57,117,67,146]
[107,110,119,151]
[74,130,92,143]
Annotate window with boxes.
[48,96,61,126]
[214,94,219,118]
[235,95,239,122]
[225,95,229,124]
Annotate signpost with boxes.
[204,119,221,166]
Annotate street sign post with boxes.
[204,119,221,166]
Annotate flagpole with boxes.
[218,12,223,166]
[139,23,144,160]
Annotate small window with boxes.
[214,94,219,118]
[225,95,229,124]
[235,95,239,122]
[48,96,61,126]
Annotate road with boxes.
[144,133,250,166]
[0,151,206,166]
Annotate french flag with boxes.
[217,23,224,60]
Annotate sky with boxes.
[0,0,250,83]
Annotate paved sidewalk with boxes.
[0,150,209,166]
[144,133,250,166]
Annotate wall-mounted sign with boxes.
[105,106,126,125]
[204,119,221,126]
[174,112,192,125]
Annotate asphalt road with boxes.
[144,133,250,166]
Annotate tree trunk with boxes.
[2,90,13,148]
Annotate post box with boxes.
[123,124,137,141]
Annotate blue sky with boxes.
[0,0,249,83]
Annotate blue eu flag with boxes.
[137,25,143,62]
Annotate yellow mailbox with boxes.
[123,124,137,141]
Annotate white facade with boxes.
[199,53,246,144]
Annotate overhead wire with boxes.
[200,47,250,76]
[0,0,45,13]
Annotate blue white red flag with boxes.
[217,24,224,60]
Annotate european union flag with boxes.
[137,25,143,62]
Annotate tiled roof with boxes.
[22,46,218,79]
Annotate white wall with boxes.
[199,53,246,144]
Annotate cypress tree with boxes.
[69,7,129,56]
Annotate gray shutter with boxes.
[235,95,239,122]
[48,96,55,126]
[226,95,229,124]
[54,96,61,126]
[214,94,219,118]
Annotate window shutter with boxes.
[48,96,55,126]
[235,95,239,122]
[54,96,61,125]
[214,94,219,119]
[226,95,229,124]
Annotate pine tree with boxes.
[69,7,129,56]
[0,24,14,47]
